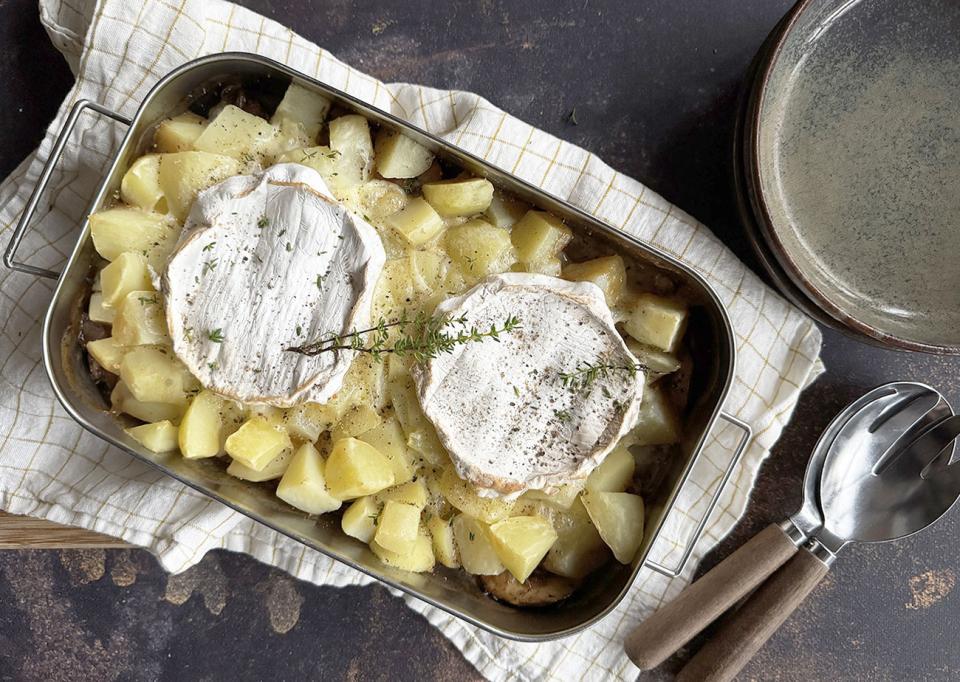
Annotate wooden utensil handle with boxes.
[676,547,830,682]
[624,523,798,670]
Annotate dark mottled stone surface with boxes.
[2,0,960,679]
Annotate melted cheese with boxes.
[162,163,385,406]
[414,273,643,499]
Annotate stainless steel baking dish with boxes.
[5,52,750,641]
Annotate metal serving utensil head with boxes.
[817,382,960,553]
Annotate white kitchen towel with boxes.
[0,1,823,679]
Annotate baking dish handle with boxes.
[4,100,131,279]
[643,411,753,579]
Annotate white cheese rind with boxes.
[413,273,644,499]
[163,163,385,406]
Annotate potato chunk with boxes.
[374,500,422,554]
[356,417,416,485]
[543,499,610,578]
[624,293,688,352]
[86,337,126,374]
[356,180,408,221]
[125,420,179,453]
[342,496,381,543]
[580,490,645,564]
[422,177,494,217]
[522,481,585,511]
[629,384,681,445]
[100,254,153,308]
[119,346,194,406]
[87,292,115,324]
[111,381,184,424]
[384,197,445,246]
[563,255,626,306]
[625,339,681,382]
[328,114,374,188]
[227,448,292,482]
[511,210,573,264]
[439,467,514,524]
[452,514,504,575]
[282,401,334,442]
[158,151,241,221]
[89,207,176,266]
[178,390,224,459]
[111,291,170,347]
[330,404,383,442]
[488,515,558,583]
[443,219,515,284]
[371,531,435,573]
[483,192,529,230]
[120,155,167,214]
[193,105,277,164]
[271,82,331,139]
[277,443,342,514]
[154,112,207,153]
[586,444,635,493]
[427,515,460,568]
[325,437,395,500]
[224,417,292,471]
[375,129,434,179]
[375,478,428,508]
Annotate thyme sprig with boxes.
[286,310,521,363]
[559,359,648,392]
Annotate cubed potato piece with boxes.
[625,339,681,382]
[276,443,342,514]
[227,448,293,482]
[158,151,242,221]
[452,514,504,575]
[342,496,381,543]
[406,428,450,468]
[86,337,126,374]
[422,177,494,217]
[120,155,167,214]
[89,208,174,265]
[356,417,416,485]
[100,253,153,308]
[125,420,179,453]
[408,250,447,293]
[225,417,293,471]
[374,500,422,554]
[331,404,383,442]
[376,478,428,508]
[439,467,514,524]
[518,258,562,277]
[443,220,515,284]
[356,180,408,222]
[154,112,207,153]
[580,490,645,564]
[488,515,558,583]
[427,515,460,568]
[623,293,688,352]
[543,499,610,578]
[277,145,359,198]
[384,197,445,246]
[271,82,331,139]
[484,192,529,230]
[371,530,435,573]
[87,292,115,324]
[629,385,681,446]
[193,104,277,164]
[111,381,184,423]
[586,444,635,493]
[522,481,585,511]
[322,354,386,416]
[111,290,170,347]
[325,437,395,499]
[119,346,193,406]
[563,255,626,306]
[282,401,334,442]
[328,114,374,187]
[511,210,573,263]
[374,129,434,179]
[178,390,224,459]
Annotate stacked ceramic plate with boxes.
[736,0,960,353]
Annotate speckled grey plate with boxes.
[745,0,960,353]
